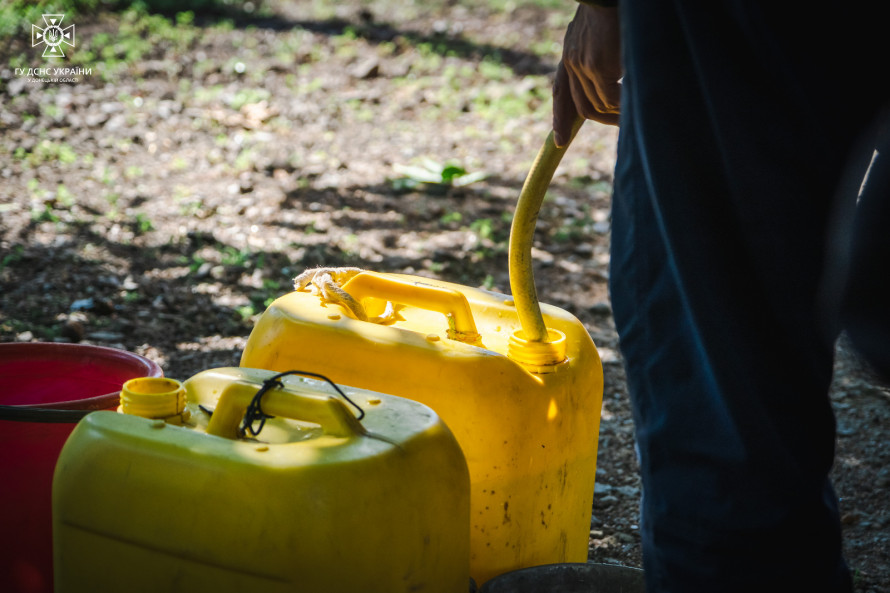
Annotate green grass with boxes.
[132,212,155,234]
[0,246,25,272]
[391,158,488,191]
[220,246,252,268]
[56,184,76,207]
[18,140,79,167]
[227,87,270,110]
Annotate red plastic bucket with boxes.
[0,342,163,593]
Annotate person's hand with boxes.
[553,3,622,146]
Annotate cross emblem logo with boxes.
[32,14,75,58]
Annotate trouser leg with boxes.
[607,1,886,590]
[611,115,850,591]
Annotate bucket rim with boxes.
[0,342,162,420]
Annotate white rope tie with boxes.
[293,267,398,324]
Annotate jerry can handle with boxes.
[340,271,481,343]
[206,375,366,440]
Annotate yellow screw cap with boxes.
[119,377,189,424]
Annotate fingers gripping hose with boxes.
[508,117,584,345]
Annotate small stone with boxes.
[837,423,857,437]
[595,495,619,507]
[615,485,641,497]
[531,247,554,265]
[70,298,95,312]
[70,297,113,315]
[195,262,214,278]
[121,276,139,291]
[598,347,621,364]
[589,302,612,315]
[7,77,28,96]
[350,57,380,79]
[85,112,110,127]
[841,511,863,526]
[61,320,85,342]
[86,331,125,341]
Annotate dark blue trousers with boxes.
[609,2,888,591]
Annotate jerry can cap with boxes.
[119,377,190,424]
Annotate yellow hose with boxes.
[508,117,584,343]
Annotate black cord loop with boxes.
[238,370,365,438]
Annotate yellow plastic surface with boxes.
[241,273,604,584]
[509,118,584,343]
[118,376,190,424]
[53,367,470,593]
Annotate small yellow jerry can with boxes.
[53,367,470,593]
[241,270,604,584]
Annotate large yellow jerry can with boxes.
[241,270,604,584]
[53,367,470,593]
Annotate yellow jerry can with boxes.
[53,367,470,593]
[240,270,604,584]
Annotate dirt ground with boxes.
[1,1,887,590]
